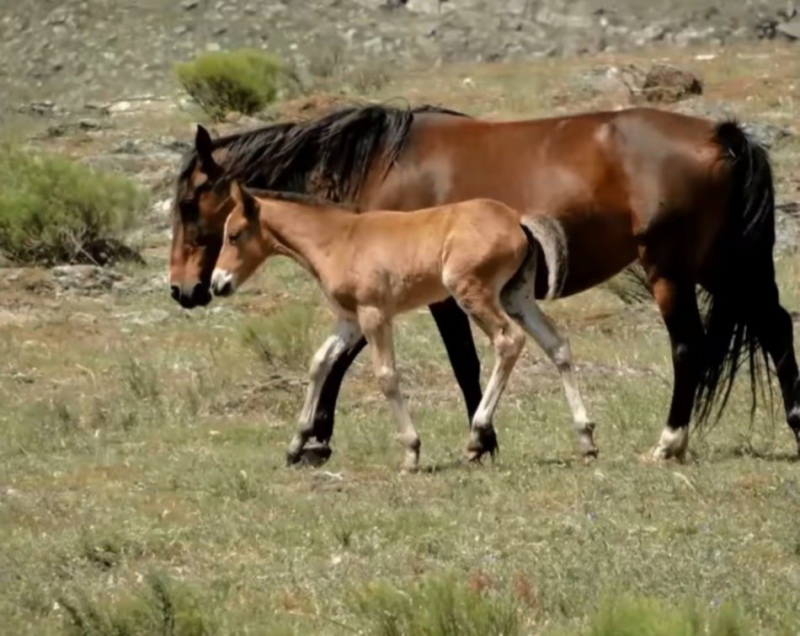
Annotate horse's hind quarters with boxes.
[210,269,235,297]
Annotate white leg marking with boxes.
[502,282,598,457]
[286,319,362,460]
[650,425,689,462]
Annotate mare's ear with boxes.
[230,180,258,221]
[194,124,222,177]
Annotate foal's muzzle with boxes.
[210,270,235,297]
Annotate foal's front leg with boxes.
[286,319,363,465]
[359,307,421,473]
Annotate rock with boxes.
[741,121,793,148]
[776,20,800,39]
[639,64,703,103]
[0,0,794,114]
[51,265,126,295]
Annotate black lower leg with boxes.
[653,277,703,455]
[310,337,368,445]
[755,296,800,445]
[428,297,484,426]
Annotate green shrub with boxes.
[175,48,283,120]
[350,573,521,636]
[581,595,752,636]
[0,145,146,266]
[239,302,319,373]
[58,571,216,636]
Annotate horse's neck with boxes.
[260,200,349,281]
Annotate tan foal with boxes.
[211,180,597,472]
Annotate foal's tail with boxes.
[694,120,777,427]
[517,216,569,300]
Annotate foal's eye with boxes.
[228,230,242,244]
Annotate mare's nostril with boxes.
[170,285,181,301]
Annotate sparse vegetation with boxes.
[175,48,283,120]
[0,145,147,266]
[2,42,800,636]
[350,573,522,636]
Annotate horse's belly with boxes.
[557,211,639,297]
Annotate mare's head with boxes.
[210,181,271,298]
[169,125,234,308]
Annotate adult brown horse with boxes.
[168,101,800,464]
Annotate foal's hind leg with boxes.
[501,283,598,460]
[450,283,526,463]
[358,307,421,472]
[647,276,704,462]
[286,319,363,465]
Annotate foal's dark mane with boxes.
[178,101,470,202]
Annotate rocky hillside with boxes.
[1,0,798,112]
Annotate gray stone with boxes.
[777,20,800,39]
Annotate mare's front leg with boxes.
[308,337,367,446]
[648,276,704,462]
[285,319,363,466]
[428,298,484,427]
[359,307,421,473]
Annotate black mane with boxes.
[178,101,470,203]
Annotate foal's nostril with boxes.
[170,285,181,302]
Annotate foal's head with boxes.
[210,181,271,297]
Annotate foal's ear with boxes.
[230,180,258,221]
[194,124,221,176]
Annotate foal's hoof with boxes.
[285,442,333,468]
[466,426,499,464]
[581,448,599,466]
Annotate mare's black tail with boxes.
[693,121,777,427]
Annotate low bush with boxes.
[175,48,283,120]
[0,145,146,266]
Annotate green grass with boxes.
[2,249,799,635]
[0,144,147,266]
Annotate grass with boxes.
[2,42,800,635]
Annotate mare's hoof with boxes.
[286,442,332,468]
[788,409,800,456]
[466,426,499,464]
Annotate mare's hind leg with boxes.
[358,307,421,473]
[286,319,363,466]
[647,276,704,462]
[501,282,598,460]
[751,280,800,454]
